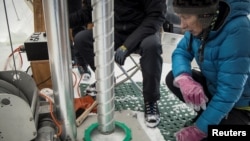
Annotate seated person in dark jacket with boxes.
[73,0,166,128]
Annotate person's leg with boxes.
[165,70,184,101]
[71,27,85,66]
[220,108,250,125]
[139,32,162,128]
[73,29,93,81]
[74,29,95,71]
[75,30,125,95]
[140,32,162,102]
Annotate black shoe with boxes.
[85,82,97,97]
[144,101,160,128]
[78,66,91,81]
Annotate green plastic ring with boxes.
[83,121,132,141]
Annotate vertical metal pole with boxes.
[92,0,115,134]
[42,0,76,140]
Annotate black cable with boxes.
[37,76,51,87]
[25,66,31,74]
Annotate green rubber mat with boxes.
[80,82,196,141]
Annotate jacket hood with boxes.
[207,0,250,39]
[223,0,250,24]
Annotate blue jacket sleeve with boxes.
[172,32,194,77]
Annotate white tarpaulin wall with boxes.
[0,0,33,45]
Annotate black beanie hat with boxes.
[173,0,219,29]
[173,0,219,14]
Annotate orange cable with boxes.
[39,93,62,138]
[4,45,23,70]
[77,74,83,98]
[72,71,77,87]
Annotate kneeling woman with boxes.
[165,0,250,141]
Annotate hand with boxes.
[115,45,128,65]
[174,73,208,111]
[175,126,206,141]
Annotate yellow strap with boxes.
[120,45,127,51]
[236,106,250,111]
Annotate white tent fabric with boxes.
[0,0,33,71]
[0,0,34,45]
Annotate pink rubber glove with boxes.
[175,126,206,141]
[174,73,208,111]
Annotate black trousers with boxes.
[74,29,163,102]
[68,0,89,71]
[165,69,250,140]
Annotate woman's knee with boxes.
[165,70,174,87]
